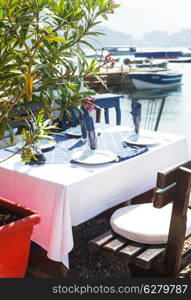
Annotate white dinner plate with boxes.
[71,149,117,165]
[64,127,82,137]
[15,138,57,150]
[64,127,100,137]
[123,134,161,146]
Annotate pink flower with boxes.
[81,96,95,111]
[87,105,94,111]
[109,61,116,68]
[109,1,116,5]
[84,96,91,102]
[108,1,116,13]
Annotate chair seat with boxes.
[110,203,191,244]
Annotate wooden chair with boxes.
[59,94,122,130]
[89,159,191,277]
[94,93,121,125]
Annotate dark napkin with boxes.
[81,108,97,150]
[130,100,141,134]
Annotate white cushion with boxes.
[110,203,191,244]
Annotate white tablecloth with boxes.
[0,126,189,268]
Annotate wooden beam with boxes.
[157,160,191,188]
[131,189,155,205]
[153,183,176,208]
[164,167,191,276]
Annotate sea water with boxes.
[104,62,191,153]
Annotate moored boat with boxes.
[102,46,183,59]
[169,57,191,63]
[134,50,183,59]
[128,70,183,90]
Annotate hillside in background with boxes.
[87,26,135,49]
[87,26,191,50]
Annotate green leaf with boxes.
[79,40,96,52]
[45,36,67,44]
[7,123,15,144]
[101,14,108,21]
[15,15,34,24]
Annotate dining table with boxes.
[0,124,189,268]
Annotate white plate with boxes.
[71,149,117,165]
[15,139,57,150]
[65,127,82,137]
[123,134,161,146]
[64,127,99,137]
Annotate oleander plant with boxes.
[0,0,119,161]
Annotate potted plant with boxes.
[0,0,119,160]
[0,196,40,278]
[20,110,58,164]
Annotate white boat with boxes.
[103,46,183,59]
[128,70,183,90]
[103,46,136,56]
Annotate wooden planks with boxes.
[103,236,127,252]
[89,232,166,270]
[134,245,166,270]
[89,231,116,251]
[118,242,146,261]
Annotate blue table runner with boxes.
[43,131,148,164]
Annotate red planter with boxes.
[0,197,40,278]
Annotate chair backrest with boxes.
[153,159,191,276]
[60,94,122,129]
[94,93,121,125]
[60,108,79,130]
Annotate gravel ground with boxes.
[68,211,132,278]
[180,236,191,278]
[67,209,191,279]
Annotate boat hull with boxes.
[128,72,182,90]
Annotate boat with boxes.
[120,57,168,69]
[98,57,168,88]
[128,70,183,90]
[102,46,183,59]
[134,50,183,59]
[85,49,110,59]
[103,46,136,56]
[99,56,168,75]
[169,57,191,63]
[90,60,167,90]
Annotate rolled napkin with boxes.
[81,108,97,150]
[80,114,87,139]
[130,100,141,134]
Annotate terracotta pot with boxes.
[0,197,40,278]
